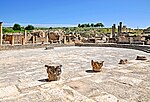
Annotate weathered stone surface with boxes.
[0,85,19,98]
[0,47,149,102]
[94,94,118,102]
[117,76,143,86]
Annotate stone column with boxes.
[112,24,116,38]
[118,26,120,36]
[21,38,25,45]
[46,35,49,43]
[119,22,122,30]
[63,36,67,44]
[24,30,27,44]
[32,36,35,44]
[11,35,14,46]
[0,22,3,46]
[118,22,122,36]
[58,36,61,44]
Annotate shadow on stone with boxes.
[38,78,49,82]
[45,46,54,50]
[85,70,99,73]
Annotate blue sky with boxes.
[0,0,150,28]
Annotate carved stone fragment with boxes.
[119,59,128,64]
[136,56,147,60]
[45,64,62,81]
[91,60,104,72]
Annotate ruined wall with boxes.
[3,35,24,44]
[75,43,150,53]
[0,43,75,51]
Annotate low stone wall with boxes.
[0,44,75,51]
[0,43,150,53]
[75,43,150,53]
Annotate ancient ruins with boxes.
[0,21,150,48]
[0,21,150,102]
[0,22,82,46]
[110,22,150,44]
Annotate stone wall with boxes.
[75,43,150,53]
[0,44,75,51]
[0,42,150,53]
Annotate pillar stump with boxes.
[32,36,35,44]
[45,64,62,81]
[24,30,27,44]
[11,35,14,46]
[91,60,104,72]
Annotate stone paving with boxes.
[0,47,150,102]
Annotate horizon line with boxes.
[2,22,148,29]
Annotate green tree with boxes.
[13,24,21,30]
[49,27,53,29]
[87,23,90,27]
[100,23,104,28]
[80,24,85,28]
[25,25,34,30]
[91,23,94,27]
[94,23,104,28]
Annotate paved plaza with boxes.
[0,47,150,102]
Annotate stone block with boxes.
[45,64,62,81]
[136,56,147,60]
[91,60,104,72]
[119,59,128,64]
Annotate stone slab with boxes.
[0,85,19,98]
